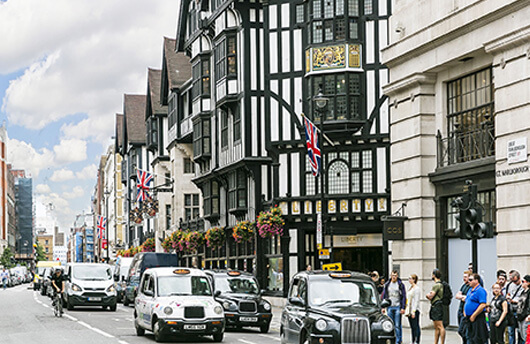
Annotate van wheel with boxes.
[67,299,74,311]
[153,319,165,342]
[110,303,117,311]
[213,332,224,342]
[135,316,145,336]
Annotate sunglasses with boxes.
[468,278,475,281]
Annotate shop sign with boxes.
[508,137,527,164]
[323,262,342,271]
[318,248,330,260]
[382,216,406,240]
[316,214,322,249]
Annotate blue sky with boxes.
[0,0,180,230]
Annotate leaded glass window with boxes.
[305,158,316,195]
[328,160,349,194]
[310,73,363,121]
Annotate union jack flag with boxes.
[97,215,107,240]
[136,169,153,202]
[303,116,321,177]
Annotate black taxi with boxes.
[281,270,395,344]
[205,270,273,333]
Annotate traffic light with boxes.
[452,183,495,240]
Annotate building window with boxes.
[364,0,372,15]
[445,68,494,164]
[192,59,210,100]
[193,118,211,159]
[147,117,158,149]
[228,170,247,210]
[305,158,316,195]
[310,73,362,122]
[168,94,177,129]
[310,0,359,43]
[296,4,305,23]
[220,109,228,148]
[45,240,48,245]
[184,158,195,174]
[203,180,220,217]
[184,194,200,220]
[233,108,241,142]
[166,204,171,231]
[328,160,349,194]
[45,247,49,253]
[351,150,372,193]
[215,35,237,82]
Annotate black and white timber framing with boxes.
[175,0,391,295]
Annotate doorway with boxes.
[332,247,383,275]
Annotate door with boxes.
[333,247,383,273]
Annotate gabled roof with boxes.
[124,94,147,145]
[115,114,124,153]
[147,68,167,118]
[175,0,191,52]
[163,37,192,90]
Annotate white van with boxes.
[64,263,117,311]
[113,257,133,303]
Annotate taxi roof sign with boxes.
[227,271,241,276]
[173,269,190,275]
[330,272,351,278]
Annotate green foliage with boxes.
[35,242,47,262]
[0,247,15,268]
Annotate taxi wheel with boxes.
[260,324,270,333]
[134,317,145,336]
[301,331,309,344]
[213,332,224,342]
[123,297,129,307]
[153,320,165,342]
[110,304,117,311]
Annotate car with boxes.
[64,263,117,311]
[281,270,395,344]
[205,270,272,333]
[134,267,225,342]
[123,252,180,306]
[113,257,133,303]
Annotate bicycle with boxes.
[53,291,63,317]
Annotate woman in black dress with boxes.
[489,283,509,343]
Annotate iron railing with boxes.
[437,123,495,167]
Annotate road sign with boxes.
[318,249,330,260]
[322,262,342,271]
[316,213,322,249]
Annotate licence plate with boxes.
[88,297,102,301]
[240,317,258,322]
[184,324,206,330]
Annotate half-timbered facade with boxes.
[262,0,391,293]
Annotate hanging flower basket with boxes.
[232,221,255,243]
[182,231,205,254]
[257,205,285,239]
[142,238,155,252]
[205,227,226,250]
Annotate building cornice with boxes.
[484,24,530,54]
[382,73,436,97]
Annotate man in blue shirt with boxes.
[464,273,489,344]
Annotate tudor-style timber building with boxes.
[174,0,392,296]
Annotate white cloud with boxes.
[7,138,54,177]
[0,0,180,141]
[76,164,98,180]
[53,138,87,164]
[63,186,84,199]
[49,168,75,182]
[35,184,52,194]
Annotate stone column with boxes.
[485,27,530,273]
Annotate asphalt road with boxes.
[0,284,282,344]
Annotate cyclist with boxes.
[51,268,65,314]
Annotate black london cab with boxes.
[205,270,273,333]
[281,270,395,344]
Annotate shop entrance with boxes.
[331,247,383,275]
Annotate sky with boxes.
[0,0,181,231]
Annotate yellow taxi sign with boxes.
[227,271,241,276]
[322,263,342,271]
[173,269,190,275]
[330,272,351,278]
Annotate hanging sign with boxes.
[382,216,407,240]
[316,213,322,249]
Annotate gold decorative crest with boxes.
[349,44,361,68]
[312,45,346,71]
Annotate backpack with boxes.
[439,281,453,306]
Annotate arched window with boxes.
[328,160,349,194]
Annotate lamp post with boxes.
[313,86,333,263]
[104,188,111,263]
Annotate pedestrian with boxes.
[464,273,489,344]
[497,270,508,296]
[427,269,446,344]
[516,275,530,343]
[378,277,386,295]
[489,283,509,344]
[381,270,407,344]
[306,264,312,271]
[507,270,525,344]
[468,263,484,286]
[456,270,473,344]
[406,274,421,344]
[1,268,8,290]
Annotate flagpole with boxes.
[301,113,335,147]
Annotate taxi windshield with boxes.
[215,276,259,294]
[73,265,112,281]
[309,280,378,307]
[158,276,212,297]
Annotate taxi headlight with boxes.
[214,306,223,315]
[164,306,173,315]
[382,319,394,333]
[315,319,328,332]
[223,301,237,311]
[106,285,116,293]
[71,284,82,292]
[262,301,271,311]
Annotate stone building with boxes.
[382,0,530,326]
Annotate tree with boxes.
[0,247,15,269]
[34,242,47,262]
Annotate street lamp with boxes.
[312,86,334,264]
[104,188,111,263]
